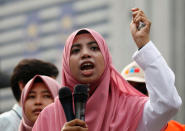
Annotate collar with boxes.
[12,103,22,119]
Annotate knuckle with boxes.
[62,128,67,131]
[76,126,82,131]
[148,20,152,25]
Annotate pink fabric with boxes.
[19,75,60,131]
[33,28,148,131]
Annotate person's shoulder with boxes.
[119,90,148,103]
[0,109,12,120]
[0,110,14,128]
[0,109,21,130]
[0,107,20,122]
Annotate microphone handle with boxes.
[138,21,145,30]
[63,103,75,121]
[75,102,86,121]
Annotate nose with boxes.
[35,96,42,105]
[81,48,91,59]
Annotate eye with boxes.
[27,95,35,99]
[71,48,80,54]
[43,94,52,99]
[90,46,99,51]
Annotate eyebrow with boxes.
[71,41,97,48]
[29,91,36,94]
[71,43,80,48]
[41,90,51,94]
[88,41,97,45]
[28,90,50,94]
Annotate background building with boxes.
[0,0,184,123]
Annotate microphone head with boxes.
[59,87,72,103]
[58,86,75,121]
[74,84,89,103]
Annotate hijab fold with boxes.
[33,28,148,131]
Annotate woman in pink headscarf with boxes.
[19,75,60,131]
[32,8,181,131]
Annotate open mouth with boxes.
[80,62,94,70]
[80,62,94,76]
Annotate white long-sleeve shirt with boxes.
[0,103,22,131]
[133,41,182,131]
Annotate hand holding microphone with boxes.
[59,85,89,130]
[61,119,88,131]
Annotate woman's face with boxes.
[69,33,105,84]
[24,82,54,123]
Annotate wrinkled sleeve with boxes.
[133,41,182,131]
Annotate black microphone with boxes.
[58,87,75,122]
[73,84,89,121]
